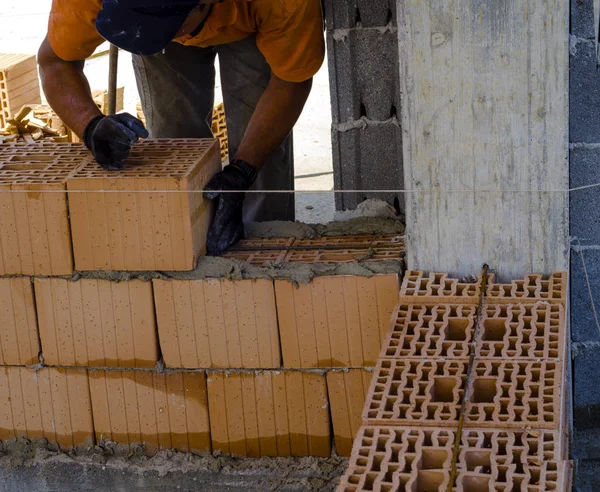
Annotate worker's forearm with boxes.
[38,37,102,138]
[235,75,312,168]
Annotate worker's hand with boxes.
[83,113,149,170]
[204,159,257,255]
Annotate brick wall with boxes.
[0,143,405,459]
[570,0,600,486]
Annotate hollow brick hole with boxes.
[464,450,492,472]
[472,378,497,403]
[447,318,469,341]
[461,476,491,492]
[420,449,449,470]
[431,378,456,402]
[416,470,445,491]
[482,319,506,341]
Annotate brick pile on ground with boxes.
[0,54,41,130]
[337,270,573,490]
[0,141,405,460]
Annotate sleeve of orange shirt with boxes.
[255,0,325,83]
[47,0,105,61]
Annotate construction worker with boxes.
[38,0,325,254]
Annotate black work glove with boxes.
[83,113,149,170]
[204,159,257,255]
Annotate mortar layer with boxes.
[0,438,347,492]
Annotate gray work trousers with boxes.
[132,36,295,222]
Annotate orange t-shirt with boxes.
[47,0,325,82]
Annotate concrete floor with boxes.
[0,0,336,223]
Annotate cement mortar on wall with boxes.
[0,438,346,492]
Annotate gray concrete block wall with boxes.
[570,0,600,488]
[323,0,404,213]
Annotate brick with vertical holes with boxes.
[66,139,221,271]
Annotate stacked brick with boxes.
[0,54,42,129]
[338,270,572,490]
[211,102,229,163]
[0,140,405,458]
[322,0,403,212]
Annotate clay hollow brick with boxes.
[220,234,404,266]
[88,370,210,455]
[207,371,331,458]
[0,277,40,365]
[67,138,221,271]
[401,270,567,305]
[326,369,372,457]
[337,427,570,492]
[381,302,565,360]
[0,143,90,275]
[275,274,399,368]
[363,358,562,429]
[34,278,159,368]
[153,278,280,369]
[0,54,41,128]
[0,366,93,450]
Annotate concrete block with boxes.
[207,371,330,457]
[153,278,281,369]
[323,0,396,29]
[0,367,93,450]
[0,143,89,275]
[67,138,221,271]
[0,278,39,365]
[88,370,210,455]
[570,250,600,342]
[570,38,600,143]
[326,370,371,457]
[332,124,404,212]
[570,147,600,241]
[571,0,596,39]
[326,30,400,123]
[34,278,159,368]
[0,54,41,128]
[275,274,399,368]
[573,342,600,432]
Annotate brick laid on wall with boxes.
[275,274,399,368]
[67,139,221,271]
[0,277,39,365]
[207,371,331,457]
[0,367,93,449]
[88,370,210,455]
[0,143,89,275]
[153,278,280,369]
[34,278,159,368]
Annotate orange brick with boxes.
[0,366,93,449]
[34,278,158,368]
[0,54,41,127]
[326,370,371,457]
[275,274,399,368]
[338,427,569,491]
[153,278,280,369]
[88,370,210,455]
[0,277,39,365]
[0,143,89,275]
[207,371,330,457]
[401,270,567,305]
[66,139,221,271]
